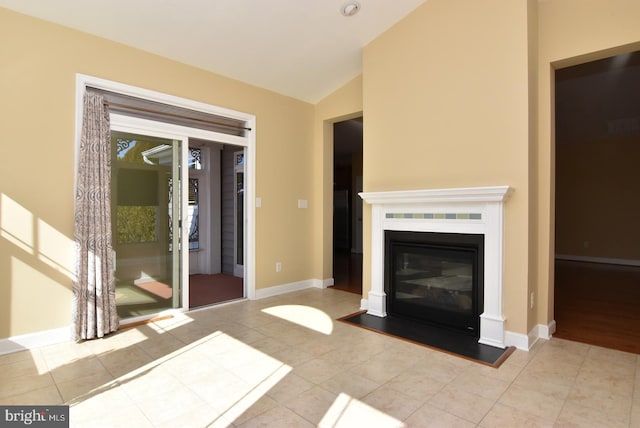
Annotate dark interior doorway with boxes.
[332,118,363,294]
[554,50,640,353]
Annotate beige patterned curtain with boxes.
[72,91,119,340]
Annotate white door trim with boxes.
[233,150,245,278]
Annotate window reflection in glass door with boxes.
[111,131,182,318]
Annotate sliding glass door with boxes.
[111,130,184,318]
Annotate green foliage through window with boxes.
[117,206,157,243]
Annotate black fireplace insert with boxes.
[384,230,484,336]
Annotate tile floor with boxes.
[1,288,639,427]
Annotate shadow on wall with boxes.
[0,192,74,339]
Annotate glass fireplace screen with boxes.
[385,230,484,335]
[392,244,475,314]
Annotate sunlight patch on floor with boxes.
[151,312,195,330]
[319,393,405,427]
[220,364,292,422]
[261,305,334,335]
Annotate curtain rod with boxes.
[103,101,252,132]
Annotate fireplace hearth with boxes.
[385,230,484,336]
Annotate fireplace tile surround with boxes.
[359,186,512,349]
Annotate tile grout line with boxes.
[553,342,592,426]
[37,347,67,407]
[477,339,556,427]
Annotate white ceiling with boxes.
[0,0,426,103]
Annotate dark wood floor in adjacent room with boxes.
[554,260,640,354]
[331,250,362,294]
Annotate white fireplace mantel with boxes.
[359,186,512,349]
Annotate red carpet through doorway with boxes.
[189,273,244,308]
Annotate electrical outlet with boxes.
[530,292,535,309]
[276,262,282,272]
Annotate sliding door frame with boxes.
[109,120,190,311]
[75,74,257,320]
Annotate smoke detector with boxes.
[341,1,361,17]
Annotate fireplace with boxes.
[359,186,511,348]
[385,230,484,336]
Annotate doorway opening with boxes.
[187,142,246,309]
[553,50,640,354]
[332,117,363,294]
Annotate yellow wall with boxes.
[526,0,539,333]
[362,0,534,334]
[536,0,640,325]
[0,7,314,337]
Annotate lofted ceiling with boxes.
[0,0,426,103]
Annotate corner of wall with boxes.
[505,320,556,351]
[0,327,71,356]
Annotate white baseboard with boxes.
[504,330,530,351]
[0,326,71,356]
[504,320,557,351]
[538,320,556,340]
[360,298,368,311]
[254,279,323,300]
[322,278,334,288]
[556,254,640,267]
